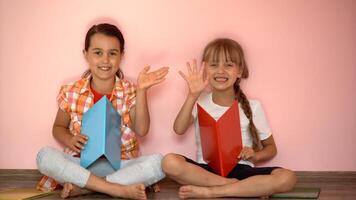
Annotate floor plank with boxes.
[0,170,355,199]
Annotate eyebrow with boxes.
[208,61,234,64]
[91,48,120,52]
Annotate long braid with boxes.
[235,83,262,151]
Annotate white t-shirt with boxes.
[192,92,272,167]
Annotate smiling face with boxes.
[206,55,241,92]
[202,39,247,93]
[84,33,122,82]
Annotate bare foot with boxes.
[60,183,92,198]
[108,183,147,200]
[179,185,213,199]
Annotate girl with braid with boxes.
[161,38,297,199]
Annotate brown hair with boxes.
[82,23,124,79]
[202,38,262,150]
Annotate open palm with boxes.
[137,66,169,90]
[179,60,209,96]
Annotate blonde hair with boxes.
[202,38,262,150]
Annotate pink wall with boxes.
[1,0,355,170]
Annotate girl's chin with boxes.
[212,85,234,91]
[92,73,115,81]
[211,82,234,89]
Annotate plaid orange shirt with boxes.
[37,75,140,191]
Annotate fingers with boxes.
[145,68,169,87]
[186,59,200,75]
[203,73,210,87]
[157,66,169,71]
[140,65,151,74]
[149,67,169,86]
[78,134,88,141]
[144,66,169,78]
[73,141,84,153]
[186,62,193,75]
[238,150,243,159]
[153,67,169,79]
[149,78,166,87]
[70,134,88,153]
[199,61,206,77]
[139,65,151,75]
[63,147,75,155]
[238,147,253,160]
[192,59,198,74]
[71,145,82,154]
[137,66,169,90]
[178,71,188,82]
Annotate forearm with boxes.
[52,126,72,147]
[254,144,277,163]
[173,94,198,134]
[133,88,150,136]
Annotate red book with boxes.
[197,100,242,177]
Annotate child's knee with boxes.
[161,153,184,176]
[274,169,298,193]
[106,153,165,186]
[36,146,56,171]
[147,153,164,166]
[146,153,165,179]
[36,146,66,177]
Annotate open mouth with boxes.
[214,77,228,82]
[98,66,112,71]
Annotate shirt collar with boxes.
[79,74,123,98]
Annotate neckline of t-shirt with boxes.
[208,93,231,109]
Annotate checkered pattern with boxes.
[37,75,140,191]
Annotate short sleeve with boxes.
[192,92,210,119]
[56,86,70,113]
[252,100,272,140]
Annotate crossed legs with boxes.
[161,153,297,199]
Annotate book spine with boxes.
[215,123,224,176]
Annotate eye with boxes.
[209,63,218,67]
[225,62,235,67]
[93,51,103,56]
[110,52,118,56]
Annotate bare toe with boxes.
[60,183,72,199]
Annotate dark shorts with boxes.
[184,156,280,180]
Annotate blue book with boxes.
[80,96,122,170]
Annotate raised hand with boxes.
[137,66,169,90]
[67,133,88,154]
[179,59,209,98]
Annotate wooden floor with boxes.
[0,170,355,199]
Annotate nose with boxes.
[217,64,225,73]
[102,53,109,64]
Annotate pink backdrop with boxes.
[1,0,355,170]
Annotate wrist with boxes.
[136,87,148,94]
[187,93,200,101]
[252,152,261,163]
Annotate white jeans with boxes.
[36,146,165,188]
